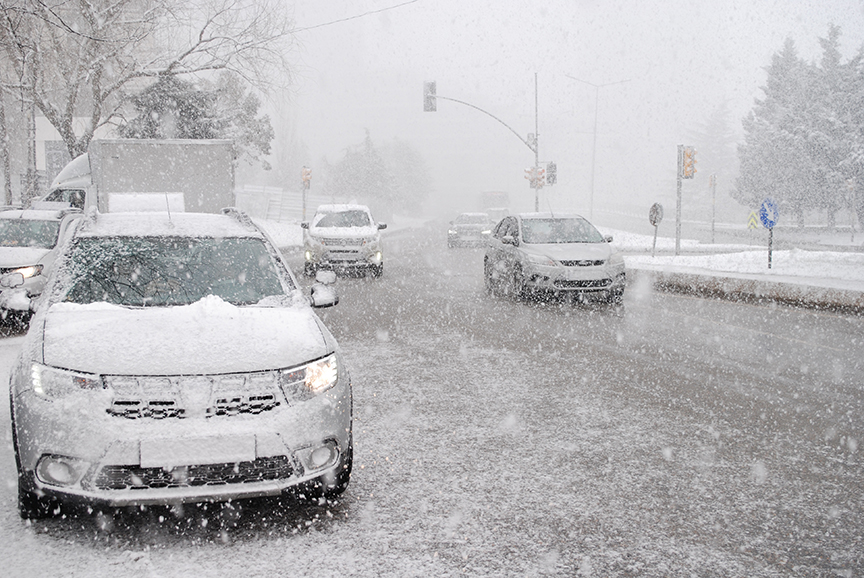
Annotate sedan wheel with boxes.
[484,259,497,295]
[510,265,527,300]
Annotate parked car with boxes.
[447,212,493,248]
[302,204,386,277]
[8,208,352,519]
[0,203,83,322]
[484,213,626,303]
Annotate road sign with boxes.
[747,212,758,230]
[759,198,778,229]
[649,203,663,257]
[649,203,663,226]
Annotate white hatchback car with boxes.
[9,209,352,519]
[484,213,626,303]
[302,204,386,277]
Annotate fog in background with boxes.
[264,0,864,230]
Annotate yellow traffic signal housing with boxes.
[682,146,697,178]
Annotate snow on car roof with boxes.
[76,211,263,238]
[518,212,587,220]
[315,204,372,213]
[0,208,70,221]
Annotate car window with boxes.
[0,219,61,249]
[62,236,289,307]
[315,210,371,228]
[492,218,510,239]
[520,218,606,244]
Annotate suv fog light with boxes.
[298,441,339,472]
[36,455,88,487]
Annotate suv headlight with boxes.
[31,363,103,400]
[526,253,556,267]
[13,264,43,279]
[279,354,338,402]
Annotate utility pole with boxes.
[424,75,543,210]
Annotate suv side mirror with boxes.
[310,283,338,308]
[301,222,310,229]
[604,235,613,243]
[0,272,24,288]
[378,223,387,230]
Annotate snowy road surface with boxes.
[1,222,862,577]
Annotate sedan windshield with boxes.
[315,210,371,228]
[520,218,605,244]
[63,236,288,307]
[0,219,60,249]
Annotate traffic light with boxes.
[423,81,437,112]
[546,162,557,185]
[682,146,696,179]
[301,166,312,189]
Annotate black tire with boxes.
[11,391,58,520]
[296,439,353,500]
[484,259,496,295]
[18,472,58,520]
[511,265,527,300]
[606,286,624,305]
[324,442,353,498]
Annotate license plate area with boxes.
[140,435,255,468]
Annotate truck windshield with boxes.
[63,236,288,307]
[0,219,61,249]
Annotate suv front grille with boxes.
[106,373,282,419]
[319,237,367,246]
[555,278,612,289]
[92,455,296,490]
[560,259,605,267]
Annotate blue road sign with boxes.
[759,198,779,229]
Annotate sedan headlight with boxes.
[526,253,557,267]
[279,354,338,403]
[31,363,103,400]
[13,264,43,279]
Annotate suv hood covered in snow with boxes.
[41,296,329,375]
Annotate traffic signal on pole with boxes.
[301,166,312,189]
[423,81,437,112]
[546,162,557,185]
[682,146,696,179]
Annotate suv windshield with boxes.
[63,236,287,307]
[315,210,371,228]
[455,214,489,225]
[520,218,605,244]
[0,219,60,249]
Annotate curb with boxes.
[629,267,864,314]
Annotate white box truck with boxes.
[44,139,235,214]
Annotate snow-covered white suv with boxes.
[9,208,352,519]
[302,204,386,277]
[0,203,83,321]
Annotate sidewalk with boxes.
[617,233,864,313]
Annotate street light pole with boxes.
[564,75,629,220]
[534,72,540,211]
